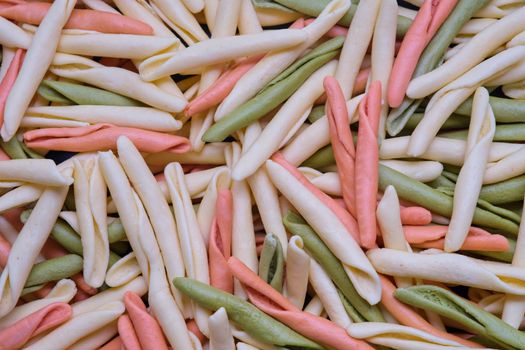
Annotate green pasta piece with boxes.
[308,105,326,123]
[21,284,46,296]
[1,135,43,159]
[404,112,471,131]
[108,218,126,243]
[480,175,525,205]
[456,96,525,123]
[173,277,324,349]
[302,145,335,169]
[38,80,143,106]
[20,210,121,267]
[441,170,458,183]
[440,123,525,142]
[251,0,296,13]
[25,254,83,287]
[427,175,455,189]
[378,165,519,236]
[273,0,411,36]
[109,241,131,256]
[395,285,525,350]
[337,290,366,323]
[258,233,285,292]
[386,0,490,136]
[283,211,384,322]
[202,36,345,142]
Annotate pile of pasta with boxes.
[2,0,525,349]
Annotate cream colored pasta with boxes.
[131,192,196,349]
[304,295,324,317]
[105,252,141,288]
[24,105,182,132]
[227,143,258,299]
[164,162,211,334]
[149,0,208,44]
[189,0,241,152]
[336,0,381,99]
[266,159,381,305]
[281,95,362,166]
[71,276,146,316]
[454,19,497,44]
[483,146,525,184]
[346,322,471,350]
[284,236,310,309]
[112,0,175,37]
[182,0,205,13]
[0,185,43,213]
[98,152,151,283]
[209,307,236,350]
[0,47,15,81]
[196,167,231,245]
[368,249,525,295]
[50,54,187,113]
[82,0,120,13]
[68,321,118,350]
[215,0,350,120]
[0,279,76,329]
[54,33,182,59]
[380,137,523,166]
[238,0,263,34]
[501,193,525,327]
[73,157,109,288]
[503,81,525,98]
[21,118,88,128]
[233,60,338,181]
[372,0,397,138]
[26,301,125,350]
[408,46,525,156]
[0,159,71,186]
[1,0,75,141]
[0,181,69,317]
[116,137,186,303]
[407,6,525,99]
[379,160,444,183]
[445,88,495,252]
[254,7,302,27]
[475,0,525,18]
[140,29,308,80]
[300,169,341,196]
[231,325,277,350]
[0,16,31,49]
[377,185,413,288]
[309,260,351,328]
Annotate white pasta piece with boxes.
[0,16,31,48]
[139,29,308,80]
[25,302,125,350]
[238,0,263,34]
[232,60,337,181]
[1,0,75,141]
[407,6,525,99]
[105,252,141,288]
[50,54,187,113]
[379,160,443,182]
[25,105,182,132]
[0,159,71,186]
[445,88,495,252]
[284,236,310,309]
[112,0,175,37]
[265,159,381,305]
[368,248,525,295]
[67,321,118,350]
[215,0,350,120]
[209,307,236,350]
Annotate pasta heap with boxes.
[1,0,525,349]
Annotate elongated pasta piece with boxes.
[2,0,75,141]
[0,180,69,317]
[284,236,310,309]
[369,248,525,295]
[73,157,109,288]
[445,88,495,252]
[25,106,181,132]
[0,16,30,48]
[116,137,186,298]
[25,301,125,350]
[265,159,381,305]
[408,46,525,156]
[407,6,525,99]
[0,159,71,186]
[209,307,236,350]
[112,0,174,37]
[379,160,443,183]
[105,253,141,288]
[233,61,337,181]
[68,322,118,350]
[140,29,308,80]
[50,54,187,113]
[215,0,350,120]
[165,162,211,335]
